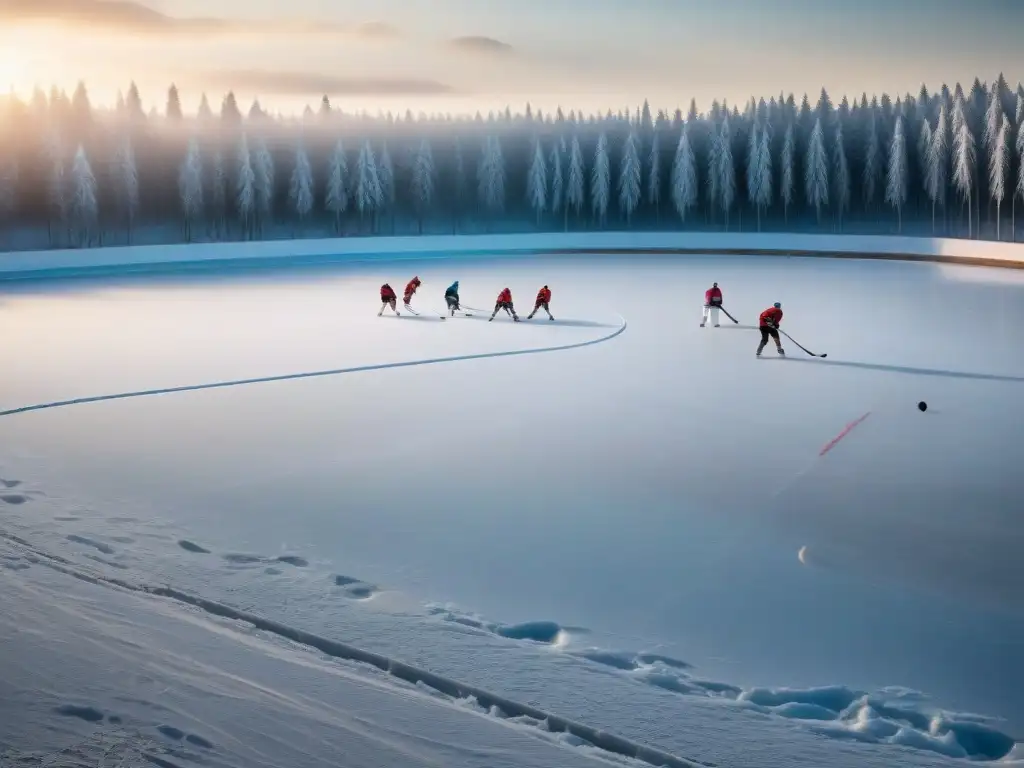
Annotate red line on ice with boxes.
[819,411,871,456]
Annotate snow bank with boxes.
[1,231,1024,279]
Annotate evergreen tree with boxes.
[179,138,204,242]
[252,138,275,236]
[112,133,139,243]
[1016,140,1024,241]
[618,130,641,226]
[167,85,183,120]
[833,124,850,230]
[221,92,242,124]
[452,137,466,233]
[885,116,908,232]
[747,122,772,230]
[707,119,722,221]
[926,105,949,232]
[590,132,610,227]
[324,140,349,233]
[71,81,92,132]
[477,136,506,217]
[211,150,227,238]
[670,125,697,222]
[356,140,383,230]
[411,139,435,233]
[69,145,98,247]
[289,144,315,225]
[566,135,585,226]
[989,120,1010,239]
[526,138,548,225]
[952,92,976,237]
[0,152,17,229]
[780,122,795,222]
[235,134,256,238]
[647,129,662,220]
[1016,101,1024,239]
[805,117,829,223]
[716,118,735,228]
[125,82,144,123]
[378,142,395,232]
[863,109,882,210]
[45,130,67,245]
[550,139,565,229]
[197,94,213,122]
[917,119,933,208]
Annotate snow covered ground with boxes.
[1,252,1022,768]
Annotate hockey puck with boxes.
[918,401,927,412]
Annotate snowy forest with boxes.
[1,74,1023,251]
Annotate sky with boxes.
[0,0,1021,117]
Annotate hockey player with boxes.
[527,285,554,320]
[403,276,421,309]
[757,302,785,357]
[489,287,519,322]
[701,282,723,327]
[444,280,461,316]
[379,283,399,316]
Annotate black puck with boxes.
[918,401,928,412]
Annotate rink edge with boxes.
[1,232,1023,281]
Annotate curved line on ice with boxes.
[0,315,627,418]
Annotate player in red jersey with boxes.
[378,283,399,316]
[527,285,553,320]
[403,276,421,308]
[757,303,785,357]
[701,282,723,327]
[489,287,520,322]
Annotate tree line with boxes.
[0,75,1022,250]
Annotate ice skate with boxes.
[714,323,720,327]
[777,347,785,356]
[700,322,705,327]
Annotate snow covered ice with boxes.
[1,252,1023,768]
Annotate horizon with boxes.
[0,0,1021,119]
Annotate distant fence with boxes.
[2,232,1024,280]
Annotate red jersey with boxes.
[404,278,420,299]
[759,307,783,327]
[380,284,396,300]
[497,288,512,303]
[705,286,722,305]
[536,287,551,304]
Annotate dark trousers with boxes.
[529,301,552,318]
[446,295,459,309]
[491,301,517,319]
[760,326,780,344]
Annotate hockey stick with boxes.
[717,305,739,324]
[778,328,827,358]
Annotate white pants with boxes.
[702,305,720,325]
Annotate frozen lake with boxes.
[1,252,1022,767]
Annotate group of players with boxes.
[702,281,786,357]
[379,277,554,322]
[378,276,783,356]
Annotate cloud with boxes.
[353,21,401,39]
[0,0,398,39]
[200,70,456,97]
[446,36,515,57]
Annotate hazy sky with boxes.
[1,0,1021,116]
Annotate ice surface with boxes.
[1,253,1022,767]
